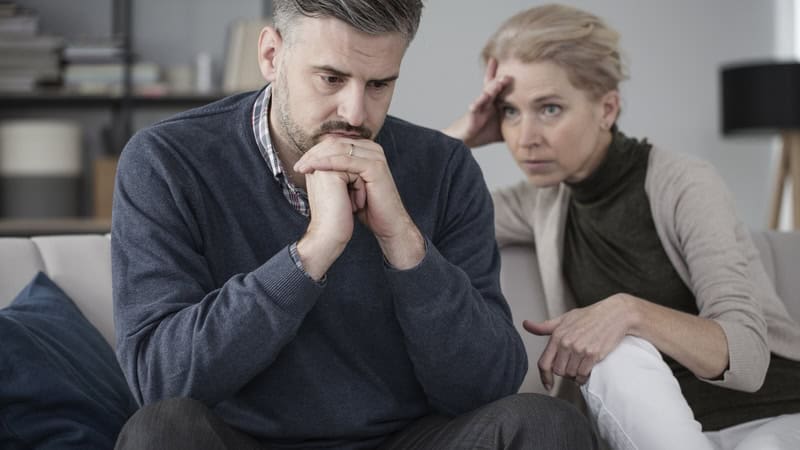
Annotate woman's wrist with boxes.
[618,293,644,336]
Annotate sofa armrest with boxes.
[499,244,549,394]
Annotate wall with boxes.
[391,0,790,228]
[16,0,793,227]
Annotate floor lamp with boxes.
[722,62,800,230]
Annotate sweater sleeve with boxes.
[653,153,769,392]
[111,130,323,406]
[384,144,528,415]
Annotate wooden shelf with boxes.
[0,91,225,107]
[0,218,111,237]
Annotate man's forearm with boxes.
[115,247,322,406]
[376,222,426,270]
[386,243,527,414]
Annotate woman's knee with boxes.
[584,336,672,401]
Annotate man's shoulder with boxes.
[122,90,258,161]
[148,90,257,135]
[379,115,469,161]
[381,115,457,142]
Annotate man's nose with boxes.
[337,85,367,127]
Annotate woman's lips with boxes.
[521,160,552,173]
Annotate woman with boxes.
[443,4,800,449]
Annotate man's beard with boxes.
[274,69,374,155]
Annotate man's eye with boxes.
[322,75,343,85]
[370,81,389,90]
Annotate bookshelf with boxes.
[0,0,231,236]
[0,91,225,108]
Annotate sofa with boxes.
[1,231,799,445]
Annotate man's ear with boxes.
[258,26,283,82]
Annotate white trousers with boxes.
[581,336,800,450]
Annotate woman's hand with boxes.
[524,292,731,391]
[523,294,636,390]
[441,58,511,148]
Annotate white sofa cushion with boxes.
[0,238,45,308]
[0,235,114,346]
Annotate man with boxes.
[112,0,596,448]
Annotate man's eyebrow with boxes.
[313,65,350,77]
[313,65,399,83]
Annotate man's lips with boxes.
[326,131,362,138]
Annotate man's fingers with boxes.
[351,176,366,211]
[295,153,378,176]
[295,140,385,174]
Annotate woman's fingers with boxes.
[484,57,498,84]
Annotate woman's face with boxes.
[495,59,619,187]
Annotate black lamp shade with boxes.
[721,62,800,134]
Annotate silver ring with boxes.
[348,143,355,157]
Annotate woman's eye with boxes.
[500,106,519,119]
[542,104,562,116]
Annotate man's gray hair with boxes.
[272,0,424,44]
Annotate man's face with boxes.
[268,17,407,155]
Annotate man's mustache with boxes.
[315,121,372,140]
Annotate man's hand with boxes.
[441,58,511,148]
[523,294,635,390]
[294,137,425,270]
[296,167,356,281]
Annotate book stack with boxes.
[0,2,63,92]
[63,61,163,96]
[63,39,125,65]
[62,38,166,95]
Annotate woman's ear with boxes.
[258,26,283,82]
[599,90,621,129]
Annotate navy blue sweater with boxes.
[111,90,527,449]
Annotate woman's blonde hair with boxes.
[481,4,627,99]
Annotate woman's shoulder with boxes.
[648,145,716,174]
[492,180,565,213]
[646,146,725,195]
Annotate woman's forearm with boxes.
[626,294,729,379]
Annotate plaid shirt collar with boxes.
[252,85,309,217]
